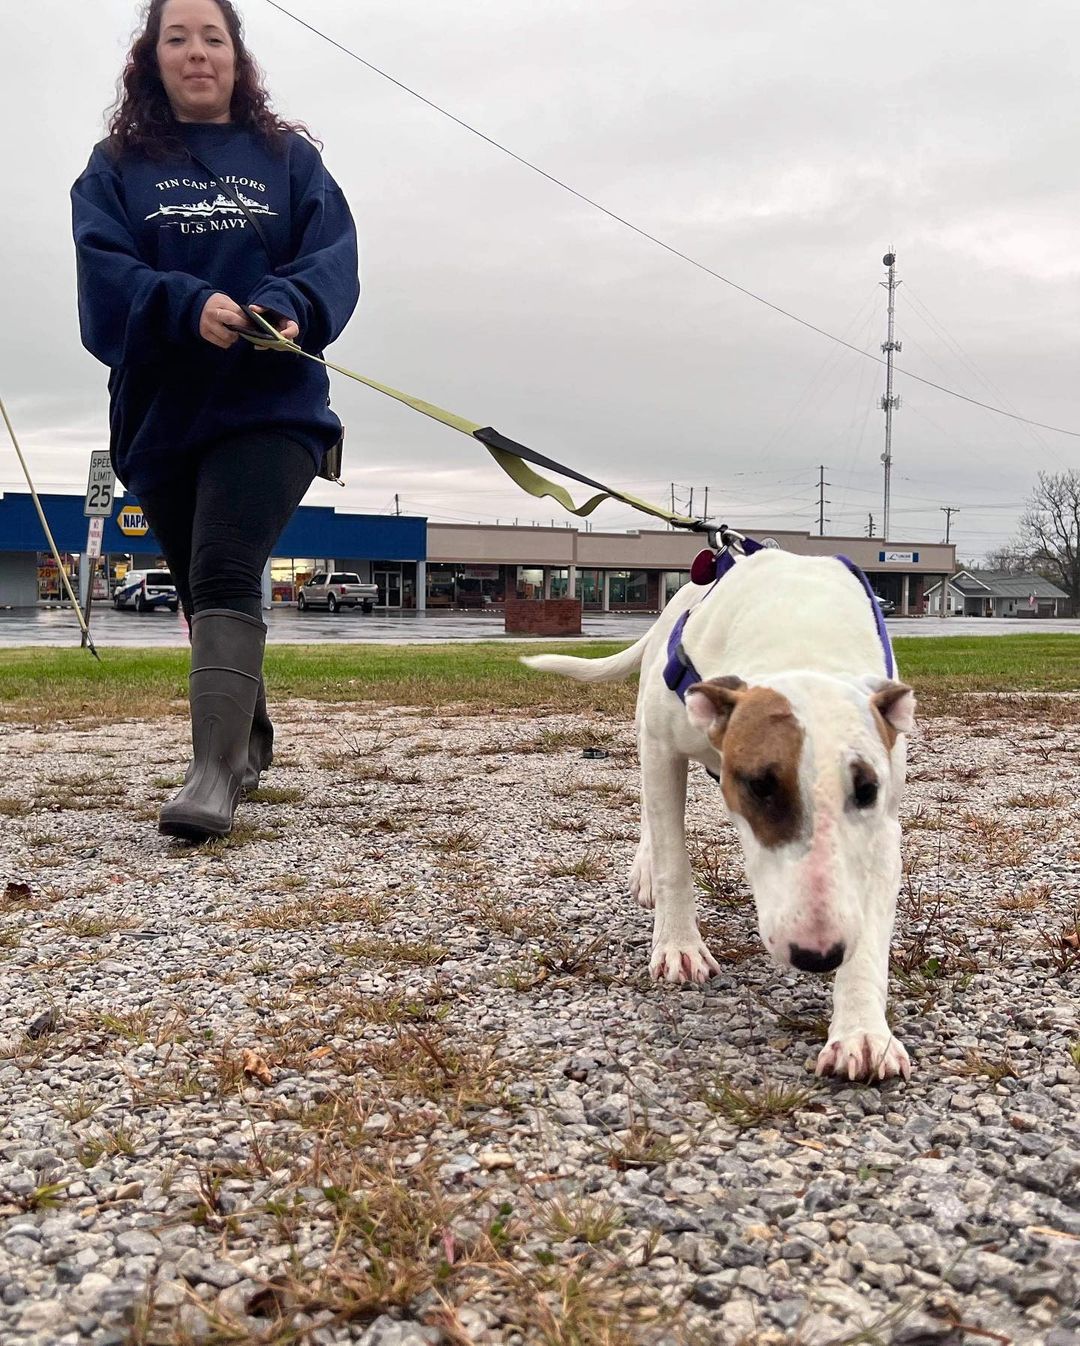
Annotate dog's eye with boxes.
[852,764,879,810]
[743,770,778,803]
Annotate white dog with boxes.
[523,547,914,1081]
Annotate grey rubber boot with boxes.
[159,610,266,841]
[183,675,273,793]
[243,679,274,793]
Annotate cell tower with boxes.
[879,251,901,542]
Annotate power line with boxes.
[266,0,1080,440]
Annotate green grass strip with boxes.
[0,633,1077,724]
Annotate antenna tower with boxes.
[879,251,901,542]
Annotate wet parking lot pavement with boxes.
[2,605,1079,647]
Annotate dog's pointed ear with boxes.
[686,675,747,742]
[865,677,916,740]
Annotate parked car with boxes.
[113,569,179,613]
[872,593,896,617]
[297,571,377,613]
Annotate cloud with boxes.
[2,0,1079,559]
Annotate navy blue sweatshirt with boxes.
[71,123,360,494]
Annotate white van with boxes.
[113,570,179,613]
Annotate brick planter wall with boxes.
[504,598,583,636]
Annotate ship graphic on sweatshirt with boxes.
[146,190,278,221]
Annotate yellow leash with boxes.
[241,311,702,530]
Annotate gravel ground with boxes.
[0,691,1077,1345]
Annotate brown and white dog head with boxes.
[685,672,915,975]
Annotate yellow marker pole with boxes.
[0,396,100,660]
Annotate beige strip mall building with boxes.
[423,524,956,615]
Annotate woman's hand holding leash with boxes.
[199,293,253,349]
[248,304,299,344]
[199,294,300,349]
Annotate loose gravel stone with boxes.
[0,697,1077,1343]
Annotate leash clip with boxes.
[691,523,751,585]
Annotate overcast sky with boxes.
[4,0,1080,559]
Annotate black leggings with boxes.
[138,432,317,622]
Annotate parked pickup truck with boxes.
[297,571,378,613]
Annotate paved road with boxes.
[2,606,1079,648]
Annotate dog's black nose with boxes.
[789,942,845,974]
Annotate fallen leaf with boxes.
[310,1045,333,1060]
[3,882,31,904]
[241,1048,273,1086]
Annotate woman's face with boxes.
[156,0,236,123]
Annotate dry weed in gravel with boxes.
[0,696,1077,1345]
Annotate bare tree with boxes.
[1018,471,1080,615]
[981,545,1032,575]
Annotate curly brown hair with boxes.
[107,0,317,158]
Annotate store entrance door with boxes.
[374,568,402,609]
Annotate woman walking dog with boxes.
[72,0,359,840]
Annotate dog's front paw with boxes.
[649,939,721,985]
[816,1031,911,1082]
[628,851,654,910]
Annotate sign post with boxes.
[82,453,115,647]
[81,516,107,649]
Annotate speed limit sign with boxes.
[84,450,115,518]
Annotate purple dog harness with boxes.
[663,536,895,710]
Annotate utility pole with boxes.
[670,483,676,531]
[940,505,958,544]
[879,250,902,542]
[394,493,400,516]
[817,464,830,536]
[702,485,709,521]
[866,513,876,538]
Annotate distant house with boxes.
[925,569,1068,618]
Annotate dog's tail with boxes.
[520,631,650,684]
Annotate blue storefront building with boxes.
[0,491,428,610]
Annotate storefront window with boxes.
[665,571,690,603]
[608,570,648,605]
[519,568,544,599]
[460,565,504,605]
[577,570,601,605]
[37,553,76,602]
[549,568,569,597]
[270,557,314,603]
[428,564,457,607]
[426,565,506,608]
